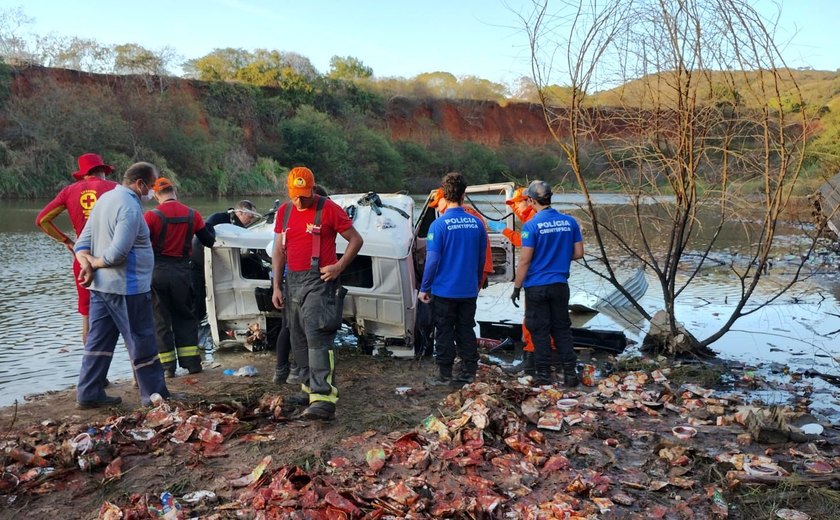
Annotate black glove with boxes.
[511,287,521,308]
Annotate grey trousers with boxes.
[286,270,341,408]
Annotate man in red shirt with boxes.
[271,166,363,421]
[36,153,118,343]
[144,178,215,377]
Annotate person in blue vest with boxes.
[510,180,584,386]
[418,172,487,386]
[144,178,215,377]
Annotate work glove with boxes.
[510,287,521,308]
[487,220,506,233]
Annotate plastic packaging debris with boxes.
[181,490,217,504]
[711,487,728,518]
[223,365,258,377]
[366,447,388,472]
[104,457,123,480]
[78,452,103,471]
[743,460,786,476]
[71,432,93,455]
[775,509,810,520]
[799,423,824,435]
[580,364,596,386]
[672,425,697,439]
[6,448,50,467]
[19,466,54,483]
[98,501,123,520]
[395,386,416,396]
[537,409,564,431]
[556,398,578,411]
[149,393,164,406]
[230,456,271,487]
[803,460,834,474]
[128,428,156,441]
[149,491,182,519]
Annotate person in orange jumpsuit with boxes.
[488,187,555,375]
[35,153,118,343]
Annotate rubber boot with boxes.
[504,351,535,375]
[452,366,476,385]
[563,362,579,387]
[427,365,453,386]
[535,365,553,386]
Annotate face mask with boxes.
[142,191,155,202]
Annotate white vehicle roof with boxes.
[212,193,415,260]
[330,193,414,259]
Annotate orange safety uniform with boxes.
[503,188,553,354]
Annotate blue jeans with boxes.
[77,291,169,406]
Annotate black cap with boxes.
[525,180,552,200]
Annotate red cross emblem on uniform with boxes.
[80,192,97,210]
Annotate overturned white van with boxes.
[205,183,518,353]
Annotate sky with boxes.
[5,0,840,86]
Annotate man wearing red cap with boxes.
[36,153,118,343]
[144,178,215,377]
[271,166,363,420]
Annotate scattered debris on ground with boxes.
[2,351,839,519]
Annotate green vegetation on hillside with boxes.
[0,5,838,199]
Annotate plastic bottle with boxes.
[224,366,258,377]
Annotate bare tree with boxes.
[0,7,35,64]
[520,0,823,356]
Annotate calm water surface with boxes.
[1,194,838,409]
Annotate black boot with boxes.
[427,365,453,386]
[272,367,290,385]
[504,351,535,375]
[535,365,553,386]
[563,362,579,387]
[550,349,562,371]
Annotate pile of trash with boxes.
[3,364,838,518]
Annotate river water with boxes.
[1,194,839,412]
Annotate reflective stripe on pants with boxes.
[287,269,339,405]
[152,259,201,372]
[77,291,169,406]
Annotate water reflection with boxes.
[0,195,838,407]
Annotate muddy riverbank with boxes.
[2,346,840,519]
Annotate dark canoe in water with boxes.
[478,321,628,354]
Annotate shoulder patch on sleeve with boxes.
[522,231,530,240]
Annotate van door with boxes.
[412,182,515,284]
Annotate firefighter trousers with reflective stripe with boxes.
[151,258,201,372]
[77,291,169,406]
[287,269,339,408]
